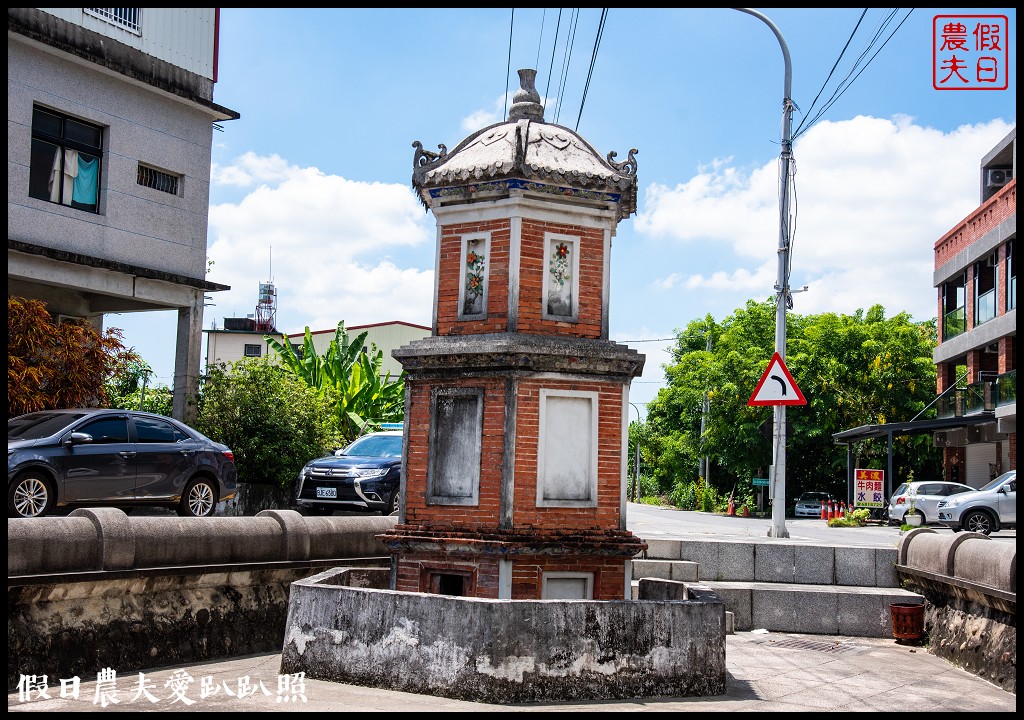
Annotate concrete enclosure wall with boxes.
[281,567,726,704]
[8,511,395,693]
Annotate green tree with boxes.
[104,356,174,416]
[194,358,342,489]
[266,321,405,442]
[645,301,939,504]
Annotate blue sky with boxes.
[110,8,1016,415]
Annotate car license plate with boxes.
[316,487,337,499]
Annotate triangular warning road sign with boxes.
[748,352,807,406]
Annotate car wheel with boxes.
[962,509,994,535]
[8,472,55,518]
[178,477,217,517]
[387,490,400,516]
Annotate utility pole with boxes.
[629,402,642,502]
[736,8,794,538]
[698,332,712,483]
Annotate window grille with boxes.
[85,8,141,34]
[243,344,262,358]
[137,165,179,195]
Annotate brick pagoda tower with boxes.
[380,69,646,600]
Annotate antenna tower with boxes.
[254,246,277,332]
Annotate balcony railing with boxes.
[942,306,965,340]
[964,381,993,414]
[936,388,965,418]
[996,370,1016,407]
[975,288,996,325]
[935,377,1008,417]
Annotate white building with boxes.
[205,319,432,381]
[8,8,239,420]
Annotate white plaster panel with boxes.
[537,390,598,507]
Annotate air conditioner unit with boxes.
[985,167,1013,188]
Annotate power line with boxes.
[542,9,563,113]
[504,9,514,121]
[793,9,914,140]
[575,7,608,131]
[552,9,580,125]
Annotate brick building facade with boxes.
[932,127,1016,484]
[380,70,647,600]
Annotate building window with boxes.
[137,164,180,195]
[536,389,598,508]
[85,8,142,34]
[1008,240,1016,311]
[28,106,103,213]
[542,234,580,322]
[458,234,489,319]
[542,572,594,599]
[973,252,998,326]
[243,344,262,358]
[941,271,966,340]
[427,388,483,505]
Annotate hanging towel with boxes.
[72,154,98,208]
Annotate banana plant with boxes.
[266,320,405,441]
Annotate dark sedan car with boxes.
[8,409,237,518]
[295,430,402,516]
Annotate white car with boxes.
[794,491,832,518]
[886,480,976,525]
[937,470,1016,535]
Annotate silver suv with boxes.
[937,470,1016,535]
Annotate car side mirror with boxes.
[64,432,93,445]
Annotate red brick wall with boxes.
[436,219,511,335]
[433,217,607,338]
[933,180,1015,269]
[513,378,623,530]
[393,553,627,600]
[400,376,626,532]
[510,554,625,600]
[516,219,605,338]
[402,377,507,530]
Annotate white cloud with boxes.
[206,155,434,333]
[211,151,303,187]
[632,115,1014,321]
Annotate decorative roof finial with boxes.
[508,68,544,121]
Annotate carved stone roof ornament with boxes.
[412,69,638,220]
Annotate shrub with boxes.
[194,359,343,490]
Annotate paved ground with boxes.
[9,630,1015,712]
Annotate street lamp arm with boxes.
[734,8,792,102]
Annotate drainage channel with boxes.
[752,636,862,654]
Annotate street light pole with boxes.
[736,8,794,539]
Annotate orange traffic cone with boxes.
[820,500,827,520]
[839,502,846,519]
[727,499,735,516]
[827,501,834,521]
